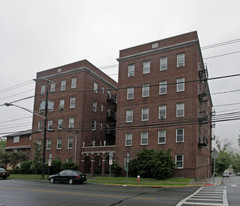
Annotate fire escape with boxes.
[198,64,211,147]
[105,93,117,145]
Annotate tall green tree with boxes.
[31,143,42,174]
[0,150,10,168]
[9,151,29,169]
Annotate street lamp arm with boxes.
[4,103,46,119]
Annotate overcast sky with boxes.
[0,0,240,150]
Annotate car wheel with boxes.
[69,179,74,185]
[50,178,55,183]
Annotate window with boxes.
[177,78,185,92]
[48,120,53,130]
[176,154,184,168]
[94,82,98,93]
[176,128,184,142]
[37,139,41,147]
[70,97,76,109]
[68,137,73,149]
[141,132,148,145]
[92,120,96,131]
[48,100,54,111]
[41,85,45,94]
[159,81,167,95]
[158,130,166,144]
[176,103,184,117]
[101,104,103,112]
[125,133,132,146]
[50,82,55,92]
[141,108,149,121]
[126,109,133,122]
[160,57,167,71]
[142,84,150,97]
[69,118,74,128]
[39,100,45,111]
[59,99,64,110]
[107,108,111,117]
[143,61,150,74]
[71,77,77,89]
[38,121,43,131]
[127,87,134,100]
[58,119,63,130]
[177,53,185,67]
[46,139,51,150]
[107,91,111,99]
[128,64,135,77]
[159,105,166,119]
[93,102,97,112]
[106,124,110,134]
[102,87,104,94]
[61,80,66,91]
[57,138,62,149]
[13,136,20,143]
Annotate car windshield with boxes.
[0,168,6,172]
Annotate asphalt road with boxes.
[222,175,240,206]
[0,179,199,206]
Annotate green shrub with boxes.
[20,161,32,174]
[50,160,62,174]
[112,162,122,177]
[61,162,78,170]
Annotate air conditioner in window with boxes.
[59,106,64,111]
[160,115,165,119]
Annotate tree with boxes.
[151,149,175,179]
[0,138,6,149]
[61,162,78,170]
[129,148,155,177]
[128,148,175,179]
[9,151,29,169]
[232,153,240,173]
[31,143,42,174]
[51,159,62,174]
[0,150,10,169]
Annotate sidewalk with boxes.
[189,177,222,186]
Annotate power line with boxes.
[201,38,240,50]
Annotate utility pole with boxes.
[42,81,49,179]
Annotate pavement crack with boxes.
[109,192,146,206]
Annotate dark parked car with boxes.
[49,170,87,184]
[0,168,10,179]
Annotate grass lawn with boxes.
[9,174,192,186]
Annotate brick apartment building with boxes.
[115,31,213,179]
[30,60,117,175]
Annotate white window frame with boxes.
[143,61,150,74]
[37,139,41,147]
[141,107,149,121]
[176,103,185,117]
[48,100,54,111]
[159,81,167,95]
[61,80,66,91]
[159,105,167,119]
[142,84,150,97]
[69,117,74,128]
[93,102,97,112]
[38,121,43,131]
[177,53,185,67]
[102,87,104,94]
[94,82,98,93]
[48,120,53,131]
[127,87,134,100]
[58,119,63,130]
[59,99,64,110]
[57,138,62,149]
[50,82,55,93]
[13,136,20,143]
[126,109,133,123]
[177,78,185,92]
[160,57,167,71]
[40,85,45,94]
[39,100,45,111]
[128,64,135,77]
[175,154,184,169]
[125,133,132,146]
[158,130,166,144]
[46,139,51,150]
[71,77,77,89]
[141,132,148,145]
[92,120,96,131]
[176,128,184,143]
[68,137,73,149]
[101,104,103,112]
[70,97,76,109]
